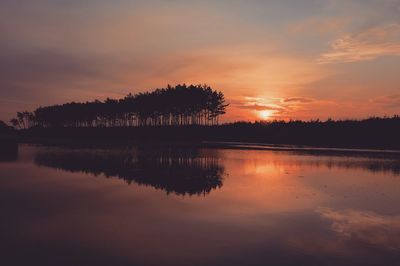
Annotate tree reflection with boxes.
[34,147,224,196]
[0,142,18,162]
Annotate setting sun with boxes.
[258,110,273,120]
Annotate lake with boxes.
[1,144,399,266]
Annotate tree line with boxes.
[10,84,228,128]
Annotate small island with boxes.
[1,84,399,150]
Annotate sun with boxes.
[258,110,273,120]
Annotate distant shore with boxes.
[2,117,399,151]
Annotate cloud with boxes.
[236,103,285,112]
[317,207,400,250]
[283,97,314,103]
[319,24,400,63]
[370,94,400,108]
[231,95,319,120]
[0,0,398,122]
[289,17,348,35]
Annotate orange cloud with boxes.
[370,94,400,108]
[229,95,324,121]
[283,97,314,103]
[319,24,400,63]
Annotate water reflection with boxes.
[266,150,400,176]
[1,144,400,266]
[34,147,224,196]
[317,207,400,250]
[211,143,400,175]
[0,142,18,162]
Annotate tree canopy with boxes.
[10,84,228,128]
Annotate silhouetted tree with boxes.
[10,118,21,129]
[11,84,228,128]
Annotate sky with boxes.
[1,0,400,122]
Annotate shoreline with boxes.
[201,141,400,154]
[6,138,400,157]
[1,122,399,153]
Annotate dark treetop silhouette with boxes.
[10,84,228,128]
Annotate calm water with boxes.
[1,144,400,266]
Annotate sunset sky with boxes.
[1,0,399,122]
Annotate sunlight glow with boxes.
[258,110,273,120]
